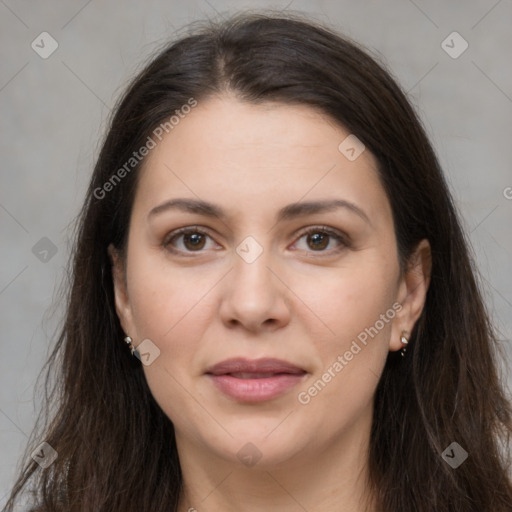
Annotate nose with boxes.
[219,245,291,333]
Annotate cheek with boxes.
[290,255,399,344]
[126,243,215,341]
[292,258,398,410]
[126,257,218,425]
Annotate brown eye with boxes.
[164,228,217,254]
[292,226,347,254]
[183,232,206,251]
[306,232,329,251]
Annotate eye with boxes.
[164,227,218,253]
[163,225,348,255]
[292,226,347,253]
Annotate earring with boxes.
[124,336,136,356]
[400,331,409,357]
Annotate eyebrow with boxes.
[148,198,371,225]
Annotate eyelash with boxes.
[163,225,349,256]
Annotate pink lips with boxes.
[205,358,307,402]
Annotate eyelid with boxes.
[163,225,209,240]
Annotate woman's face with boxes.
[111,94,428,468]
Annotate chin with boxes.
[202,426,311,469]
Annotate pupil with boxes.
[309,233,328,250]
[185,233,205,250]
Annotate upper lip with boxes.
[205,358,306,376]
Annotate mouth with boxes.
[224,372,295,379]
[205,358,307,402]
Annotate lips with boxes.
[229,372,281,379]
[205,357,306,376]
[205,358,307,402]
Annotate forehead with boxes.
[133,95,390,224]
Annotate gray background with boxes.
[1,0,511,504]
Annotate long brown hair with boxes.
[4,12,512,512]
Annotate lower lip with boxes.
[207,373,306,402]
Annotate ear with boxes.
[389,239,431,351]
[108,243,137,338]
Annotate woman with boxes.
[4,12,512,512]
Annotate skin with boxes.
[110,94,431,512]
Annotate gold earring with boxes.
[124,336,136,356]
[400,331,409,357]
